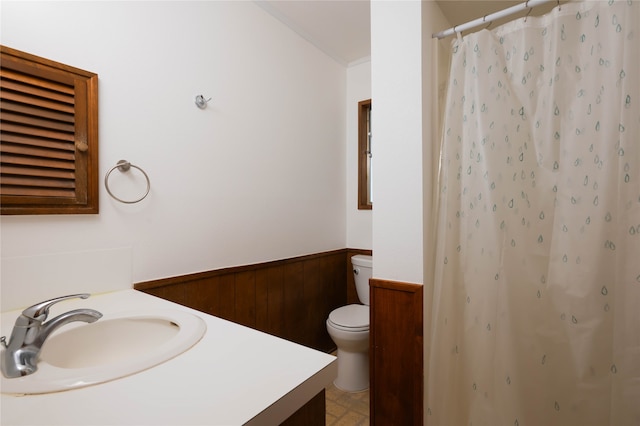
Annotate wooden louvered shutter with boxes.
[1,45,98,215]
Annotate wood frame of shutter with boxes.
[1,45,99,215]
[357,99,372,210]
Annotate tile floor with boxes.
[325,382,370,426]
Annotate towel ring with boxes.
[104,160,150,204]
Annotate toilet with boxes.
[326,254,372,392]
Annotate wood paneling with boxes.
[135,249,352,352]
[370,278,423,426]
[235,270,256,328]
[284,262,305,345]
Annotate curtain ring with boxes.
[104,160,151,204]
[524,3,533,22]
[481,14,492,30]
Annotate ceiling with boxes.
[256,0,557,66]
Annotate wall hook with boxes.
[195,94,212,109]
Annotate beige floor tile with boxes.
[333,411,369,426]
[350,399,370,417]
[326,399,349,418]
[326,412,339,425]
[325,382,369,426]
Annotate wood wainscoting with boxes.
[134,248,371,353]
[369,278,423,426]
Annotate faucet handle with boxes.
[21,293,91,322]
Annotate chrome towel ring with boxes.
[104,160,150,204]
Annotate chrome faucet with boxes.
[1,294,102,378]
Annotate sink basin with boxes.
[1,309,206,395]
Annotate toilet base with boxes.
[333,347,369,392]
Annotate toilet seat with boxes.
[328,304,369,332]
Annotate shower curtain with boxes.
[428,1,639,425]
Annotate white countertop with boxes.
[0,290,337,425]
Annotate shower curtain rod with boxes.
[432,0,558,39]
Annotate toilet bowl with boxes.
[326,254,372,392]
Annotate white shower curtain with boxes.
[428,1,639,425]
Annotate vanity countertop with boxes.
[0,289,337,425]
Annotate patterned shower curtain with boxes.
[428,1,639,425]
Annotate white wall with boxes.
[371,0,426,283]
[346,61,372,250]
[0,1,347,306]
[369,0,450,285]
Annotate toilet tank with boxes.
[351,255,372,305]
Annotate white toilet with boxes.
[326,254,372,392]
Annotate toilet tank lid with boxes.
[351,255,372,268]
